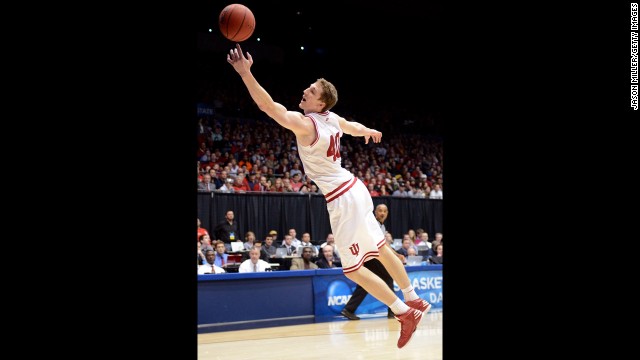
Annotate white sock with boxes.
[389,298,411,315]
[401,285,419,302]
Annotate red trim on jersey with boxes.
[376,238,386,249]
[325,177,357,203]
[343,250,380,273]
[324,177,353,198]
[304,115,320,147]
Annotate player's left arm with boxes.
[338,116,382,144]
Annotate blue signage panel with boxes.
[313,266,442,321]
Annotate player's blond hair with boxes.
[317,78,338,112]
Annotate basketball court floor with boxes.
[198,309,442,359]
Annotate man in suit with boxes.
[213,240,229,269]
[279,235,297,256]
[290,247,319,270]
[315,244,342,268]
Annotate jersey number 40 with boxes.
[326,133,341,161]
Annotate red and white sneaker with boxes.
[405,298,431,314]
[395,308,424,348]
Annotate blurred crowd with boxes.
[197,114,443,198]
[198,217,443,274]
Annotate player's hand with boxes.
[364,129,382,144]
[226,43,253,75]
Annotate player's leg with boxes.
[344,266,424,348]
[377,245,431,313]
[343,265,399,306]
[364,258,396,318]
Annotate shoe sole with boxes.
[423,302,432,314]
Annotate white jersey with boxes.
[297,111,385,272]
[296,111,353,195]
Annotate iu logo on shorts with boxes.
[349,243,360,256]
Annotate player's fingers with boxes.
[364,135,370,144]
[247,52,253,63]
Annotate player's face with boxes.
[299,81,324,113]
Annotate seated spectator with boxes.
[315,244,342,268]
[385,232,406,264]
[408,229,418,244]
[214,170,229,189]
[198,174,215,192]
[396,236,418,257]
[320,233,341,261]
[289,162,303,178]
[368,183,380,197]
[246,172,260,191]
[238,247,272,272]
[213,240,229,268]
[243,231,256,250]
[272,178,286,192]
[257,176,271,192]
[290,247,319,270]
[288,228,302,248]
[289,173,304,192]
[198,250,226,274]
[392,183,409,197]
[416,232,431,248]
[428,243,443,264]
[299,232,318,257]
[429,184,443,199]
[232,174,250,192]
[280,235,297,255]
[261,236,277,260]
[218,177,235,192]
[199,234,214,258]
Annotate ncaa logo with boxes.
[326,280,353,314]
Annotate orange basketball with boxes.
[219,4,255,42]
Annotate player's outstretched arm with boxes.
[226,43,308,134]
[338,116,382,144]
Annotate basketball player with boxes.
[226,43,430,348]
